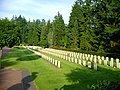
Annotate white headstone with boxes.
[69,57,71,62]
[55,60,57,66]
[116,58,119,68]
[104,60,108,66]
[52,59,55,64]
[119,63,120,69]
[58,61,60,68]
[110,59,114,67]
[83,55,85,60]
[77,55,79,58]
[98,56,101,60]
[101,56,104,60]
[88,54,90,58]
[90,57,93,62]
[94,57,97,63]
[79,60,82,65]
[72,57,74,62]
[98,59,102,64]
[93,63,97,70]
[75,58,77,64]
[86,57,89,61]
[91,55,93,58]
[66,56,68,60]
[106,57,109,61]
[88,62,92,68]
[83,61,86,66]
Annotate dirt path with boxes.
[0,70,37,90]
[1,48,13,59]
[0,48,37,90]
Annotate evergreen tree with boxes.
[52,12,65,48]
[79,0,97,51]
[68,1,83,49]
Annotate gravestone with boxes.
[104,60,108,66]
[98,59,102,64]
[75,58,77,64]
[116,58,119,68]
[66,56,68,60]
[119,63,120,69]
[69,57,71,62]
[52,59,55,64]
[94,57,97,63]
[101,56,104,60]
[86,57,89,61]
[98,56,101,60]
[90,57,93,62]
[55,60,57,66]
[88,62,92,68]
[110,58,114,67]
[83,55,85,60]
[79,60,82,65]
[88,54,90,58]
[58,61,60,68]
[71,57,74,62]
[83,60,86,66]
[106,57,109,61]
[93,63,97,70]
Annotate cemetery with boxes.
[1,46,120,90]
[0,0,120,90]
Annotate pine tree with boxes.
[52,12,65,48]
[68,0,83,49]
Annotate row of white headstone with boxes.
[27,48,61,68]
[41,48,120,69]
[39,48,97,70]
[25,46,120,69]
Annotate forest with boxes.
[0,0,120,57]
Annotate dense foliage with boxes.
[0,0,120,55]
[89,80,120,90]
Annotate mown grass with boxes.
[1,47,120,90]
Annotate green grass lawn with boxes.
[1,47,120,90]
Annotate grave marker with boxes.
[83,60,86,66]
[58,61,60,68]
[93,63,97,70]
[88,62,92,68]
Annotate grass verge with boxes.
[1,47,120,90]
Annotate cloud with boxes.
[0,0,75,24]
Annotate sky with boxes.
[0,0,75,24]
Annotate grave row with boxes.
[39,48,97,70]
[40,48,120,69]
[27,48,61,68]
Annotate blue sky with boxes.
[0,0,75,24]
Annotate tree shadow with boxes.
[7,83,23,90]
[1,60,17,68]
[60,66,120,90]
[22,72,38,90]
[16,55,41,61]
[6,71,38,90]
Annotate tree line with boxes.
[0,0,120,55]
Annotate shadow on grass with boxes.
[16,55,41,61]
[60,67,120,90]
[1,60,17,68]
[32,72,39,80]
[22,71,38,90]
[3,48,34,59]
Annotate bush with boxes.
[89,80,120,90]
